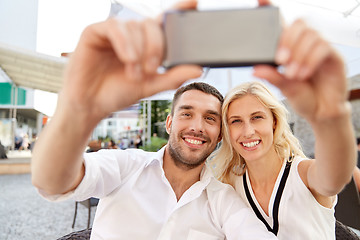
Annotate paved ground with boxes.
[0,174,96,240]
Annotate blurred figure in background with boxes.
[107,139,118,149]
[0,140,7,159]
[134,135,143,149]
[87,139,102,153]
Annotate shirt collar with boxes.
[144,145,166,168]
[144,145,215,184]
[201,163,215,180]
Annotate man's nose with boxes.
[190,116,204,133]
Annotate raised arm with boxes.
[253,20,357,198]
[31,7,202,195]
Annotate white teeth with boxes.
[185,138,202,145]
[242,140,260,148]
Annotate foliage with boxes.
[139,100,171,138]
[141,136,168,152]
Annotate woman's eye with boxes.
[230,119,241,124]
[253,115,263,120]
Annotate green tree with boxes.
[139,100,171,139]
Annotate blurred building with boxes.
[91,105,141,142]
[0,0,48,148]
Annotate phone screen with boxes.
[163,7,281,68]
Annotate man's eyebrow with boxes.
[178,105,193,110]
[206,110,221,117]
[177,105,220,116]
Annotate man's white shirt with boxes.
[38,146,277,240]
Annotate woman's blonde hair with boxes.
[210,81,305,187]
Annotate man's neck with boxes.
[163,149,204,201]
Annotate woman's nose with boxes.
[243,122,255,138]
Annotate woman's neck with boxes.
[244,149,284,216]
[245,149,283,189]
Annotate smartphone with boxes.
[162,6,282,68]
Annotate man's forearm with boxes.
[31,103,95,195]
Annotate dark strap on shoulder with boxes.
[243,158,293,235]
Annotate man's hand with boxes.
[32,0,202,195]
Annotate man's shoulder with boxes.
[207,177,238,197]
[202,164,237,195]
[205,177,249,224]
[93,148,157,159]
[84,148,162,170]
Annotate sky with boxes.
[34,0,111,116]
[36,0,111,57]
[36,0,360,57]
[34,0,360,115]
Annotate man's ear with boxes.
[218,123,223,143]
[165,114,172,134]
[217,133,222,143]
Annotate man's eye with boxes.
[206,116,216,121]
[182,113,191,117]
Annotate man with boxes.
[33,82,276,240]
[31,1,276,239]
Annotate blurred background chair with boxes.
[336,220,360,240]
[335,177,360,230]
[72,198,99,229]
[57,228,92,240]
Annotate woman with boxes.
[211,21,357,239]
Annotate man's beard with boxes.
[167,133,214,170]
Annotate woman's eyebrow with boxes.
[251,111,266,116]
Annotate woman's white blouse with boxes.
[234,156,336,240]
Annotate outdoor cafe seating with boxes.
[71,197,99,229]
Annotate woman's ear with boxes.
[273,119,277,132]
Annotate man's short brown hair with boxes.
[171,82,224,116]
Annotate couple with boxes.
[31,0,356,239]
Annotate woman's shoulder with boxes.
[290,156,312,185]
[292,155,311,165]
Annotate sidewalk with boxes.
[0,150,32,175]
[0,174,95,240]
[0,151,97,239]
